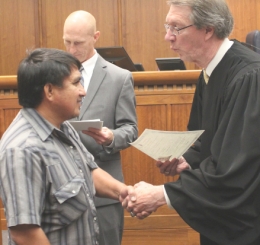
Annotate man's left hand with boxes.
[83,127,114,145]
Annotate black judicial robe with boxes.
[164,40,260,245]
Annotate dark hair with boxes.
[18,48,81,108]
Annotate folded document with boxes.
[130,129,204,161]
[69,119,103,131]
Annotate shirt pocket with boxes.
[52,175,90,226]
[55,176,85,204]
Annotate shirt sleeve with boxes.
[0,148,45,227]
[163,185,174,209]
[110,72,138,153]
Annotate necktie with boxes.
[79,66,85,105]
[203,69,209,84]
[80,66,84,87]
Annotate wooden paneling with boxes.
[40,0,120,49]
[171,104,193,131]
[0,77,21,136]
[122,206,200,245]
[123,229,199,245]
[0,0,259,75]
[121,0,171,71]
[0,0,39,75]
[227,0,259,41]
[0,106,20,137]
[257,1,260,29]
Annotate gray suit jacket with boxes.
[78,54,138,207]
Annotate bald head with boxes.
[64,11,96,36]
[63,10,100,62]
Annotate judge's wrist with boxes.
[154,185,167,208]
[163,185,174,209]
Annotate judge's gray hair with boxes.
[167,0,234,39]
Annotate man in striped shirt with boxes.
[0,48,135,245]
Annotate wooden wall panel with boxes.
[122,229,199,245]
[171,104,192,131]
[122,206,200,245]
[0,0,39,75]
[257,1,260,29]
[0,0,259,75]
[40,0,120,50]
[227,0,260,41]
[121,0,173,71]
[0,99,21,137]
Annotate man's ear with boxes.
[44,83,54,101]
[94,31,101,43]
[205,27,214,40]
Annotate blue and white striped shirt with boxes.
[0,108,99,245]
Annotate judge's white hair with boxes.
[167,0,234,39]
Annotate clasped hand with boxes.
[119,181,166,219]
[156,156,190,176]
[119,157,190,219]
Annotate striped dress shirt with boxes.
[0,108,100,245]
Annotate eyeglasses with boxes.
[164,23,193,36]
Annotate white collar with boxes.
[81,49,98,71]
[205,38,233,77]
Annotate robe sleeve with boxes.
[165,67,260,245]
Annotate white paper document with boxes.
[130,129,204,161]
[69,119,103,131]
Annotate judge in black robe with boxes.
[164,40,260,245]
[122,1,260,244]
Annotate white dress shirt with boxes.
[205,38,234,77]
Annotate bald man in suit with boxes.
[63,11,138,245]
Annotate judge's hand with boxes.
[123,181,166,219]
[156,156,190,176]
[82,127,114,145]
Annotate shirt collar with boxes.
[205,38,234,77]
[81,49,98,71]
[21,108,70,142]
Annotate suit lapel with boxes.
[79,55,107,119]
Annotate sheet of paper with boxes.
[69,119,103,131]
[130,129,204,161]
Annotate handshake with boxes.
[117,157,190,219]
[118,181,167,219]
